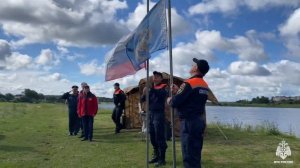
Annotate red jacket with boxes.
[77,91,98,117]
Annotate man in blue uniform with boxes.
[61,85,80,136]
[141,71,168,167]
[112,83,126,134]
[168,58,210,168]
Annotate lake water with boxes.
[99,102,115,111]
[206,106,300,137]
[99,102,300,137]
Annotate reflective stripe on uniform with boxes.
[185,78,208,89]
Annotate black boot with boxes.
[155,149,166,167]
[149,149,159,164]
[115,128,120,134]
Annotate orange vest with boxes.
[185,78,208,89]
[154,83,167,90]
[114,89,123,94]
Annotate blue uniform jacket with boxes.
[113,89,126,109]
[171,75,209,119]
[61,92,78,111]
[141,83,168,112]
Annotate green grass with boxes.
[0,102,299,168]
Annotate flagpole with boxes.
[145,1,150,168]
[167,0,176,167]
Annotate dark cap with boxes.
[114,83,120,87]
[193,58,210,76]
[153,71,163,78]
[81,82,87,86]
[72,85,79,89]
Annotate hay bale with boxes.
[124,86,141,129]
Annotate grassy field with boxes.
[0,103,299,168]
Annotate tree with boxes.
[5,93,14,101]
[23,89,40,101]
[251,96,270,104]
[236,99,249,104]
[0,93,6,102]
[38,93,45,100]
[260,96,270,104]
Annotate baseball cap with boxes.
[72,85,78,89]
[192,58,210,76]
[81,82,87,86]
[153,71,163,78]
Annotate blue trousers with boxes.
[79,118,84,135]
[149,112,167,154]
[181,117,205,168]
[112,107,124,131]
[82,116,94,140]
[68,109,80,134]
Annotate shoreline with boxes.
[207,103,300,108]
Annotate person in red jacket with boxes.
[77,85,98,142]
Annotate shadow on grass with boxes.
[92,129,142,144]
[0,134,5,141]
[0,145,35,152]
[93,128,115,134]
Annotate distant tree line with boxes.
[236,96,300,104]
[0,89,113,103]
[99,97,113,102]
[0,89,64,103]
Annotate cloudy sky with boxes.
[0,0,300,101]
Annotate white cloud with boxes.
[189,0,300,15]
[56,45,85,61]
[79,60,105,76]
[189,0,239,15]
[265,60,300,85]
[227,31,268,61]
[0,0,129,47]
[0,40,11,60]
[0,71,71,95]
[205,60,300,101]
[152,30,267,68]
[1,57,299,102]
[107,29,268,86]
[39,72,65,83]
[148,30,226,76]
[0,39,33,70]
[57,46,69,54]
[279,8,300,36]
[48,72,62,81]
[228,61,271,76]
[88,70,147,98]
[206,68,229,78]
[279,8,300,57]
[33,48,61,71]
[95,58,300,101]
[5,52,32,70]
[0,40,64,71]
[35,49,54,65]
[235,85,253,95]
